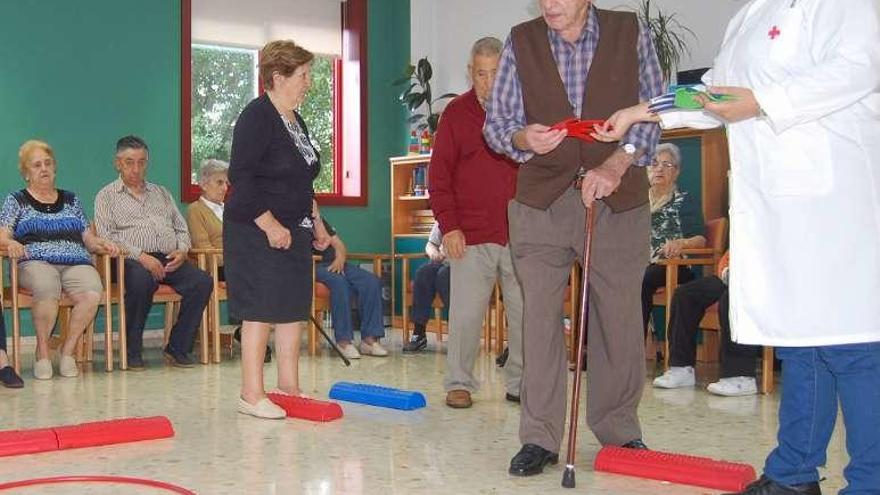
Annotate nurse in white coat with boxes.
[595,1,880,493]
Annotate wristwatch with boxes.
[622,143,636,155]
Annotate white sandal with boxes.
[238,397,285,419]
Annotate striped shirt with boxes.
[484,6,665,165]
[94,178,191,259]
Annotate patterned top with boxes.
[650,189,703,262]
[0,189,92,265]
[484,5,664,165]
[94,179,191,259]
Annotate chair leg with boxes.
[761,346,775,394]
[494,291,504,355]
[434,308,443,342]
[199,304,209,365]
[163,301,175,347]
[309,314,318,356]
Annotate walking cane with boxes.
[562,205,595,489]
[309,315,352,366]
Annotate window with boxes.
[190,44,258,183]
[181,0,367,205]
[190,46,337,194]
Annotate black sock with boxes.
[413,322,426,337]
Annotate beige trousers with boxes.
[509,187,649,452]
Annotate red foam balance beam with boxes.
[594,445,757,492]
[0,428,58,457]
[268,393,343,422]
[0,417,174,457]
[54,416,174,450]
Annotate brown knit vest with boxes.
[511,10,648,212]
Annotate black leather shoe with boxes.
[496,347,509,367]
[509,444,559,476]
[621,439,649,450]
[127,355,146,371]
[164,347,195,368]
[505,393,521,403]
[723,475,821,495]
[0,366,24,388]
[402,334,427,353]
[234,327,272,363]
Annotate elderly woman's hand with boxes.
[266,225,292,250]
[662,239,686,259]
[5,240,26,259]
[94,238,122,256]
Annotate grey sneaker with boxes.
[707,376,758,397]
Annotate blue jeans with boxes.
[411,261,450,324]
[764,343,880,494]
[315,262,384,343]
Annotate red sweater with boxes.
[429,89,518,246]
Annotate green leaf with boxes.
[398,83,418,101]
[435,92,458,101]
[427,113,440,133]
[408,92,428,111]
[391,64,415,85]
[416,57,432,84]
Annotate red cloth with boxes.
[428,89,518,246]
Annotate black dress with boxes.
[223,94,320,323]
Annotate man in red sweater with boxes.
[429,37,523,409]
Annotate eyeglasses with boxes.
[649,160,677,169]
[121,158,148,167]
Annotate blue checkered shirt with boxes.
[484,7,664,166]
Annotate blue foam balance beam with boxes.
[328,382,427,410]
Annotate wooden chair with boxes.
[0,249,123,373]
[191,248,224,363]
[309,253,390,356]
[653,217,729,359]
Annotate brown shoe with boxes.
[445,389,472,408]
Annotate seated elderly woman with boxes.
[640,142,706,357]
[0,140,119,381]
[185,158,271,362]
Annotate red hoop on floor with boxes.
[0,475,196,494]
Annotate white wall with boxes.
[411,0,749,98]
[193,0,342,55]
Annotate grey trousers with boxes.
[444,243,524,396]
[509,187,649,452]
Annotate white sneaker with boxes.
[339,344,362,360]
[652,366,695,389]
[59,355,79,378]
[34,358,53,380]
[359,341,388,357]
[707,376,758,397]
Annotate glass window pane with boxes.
[191,44,258,184]
[299,56,335,194]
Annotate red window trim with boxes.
[180,0,368,206]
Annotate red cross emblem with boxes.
[768,25,781,40]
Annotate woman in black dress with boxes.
[225,40,326,419]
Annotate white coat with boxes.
[660,0,880,346]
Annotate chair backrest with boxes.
[705,217,728,255]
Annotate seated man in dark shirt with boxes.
[403,222,450,352]
[314,218,387,359]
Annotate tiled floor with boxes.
[0,335,850,494]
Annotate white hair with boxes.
[654,142,682,167]
[198,159,229,186]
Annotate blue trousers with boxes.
[122,257,213,358]
[411,261,450,325]
[764,343,880,494]
[315,262,384,342]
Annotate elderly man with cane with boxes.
[483,0,664,482]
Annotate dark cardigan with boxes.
[225,93,321,227]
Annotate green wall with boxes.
[0,0,182,215]
[0,0,411,337]
[0,0,181,336]
[323,0,410,253]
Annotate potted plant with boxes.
[631,0,695,84]
[393,57,458,133]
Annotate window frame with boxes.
[180,0,368,206]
